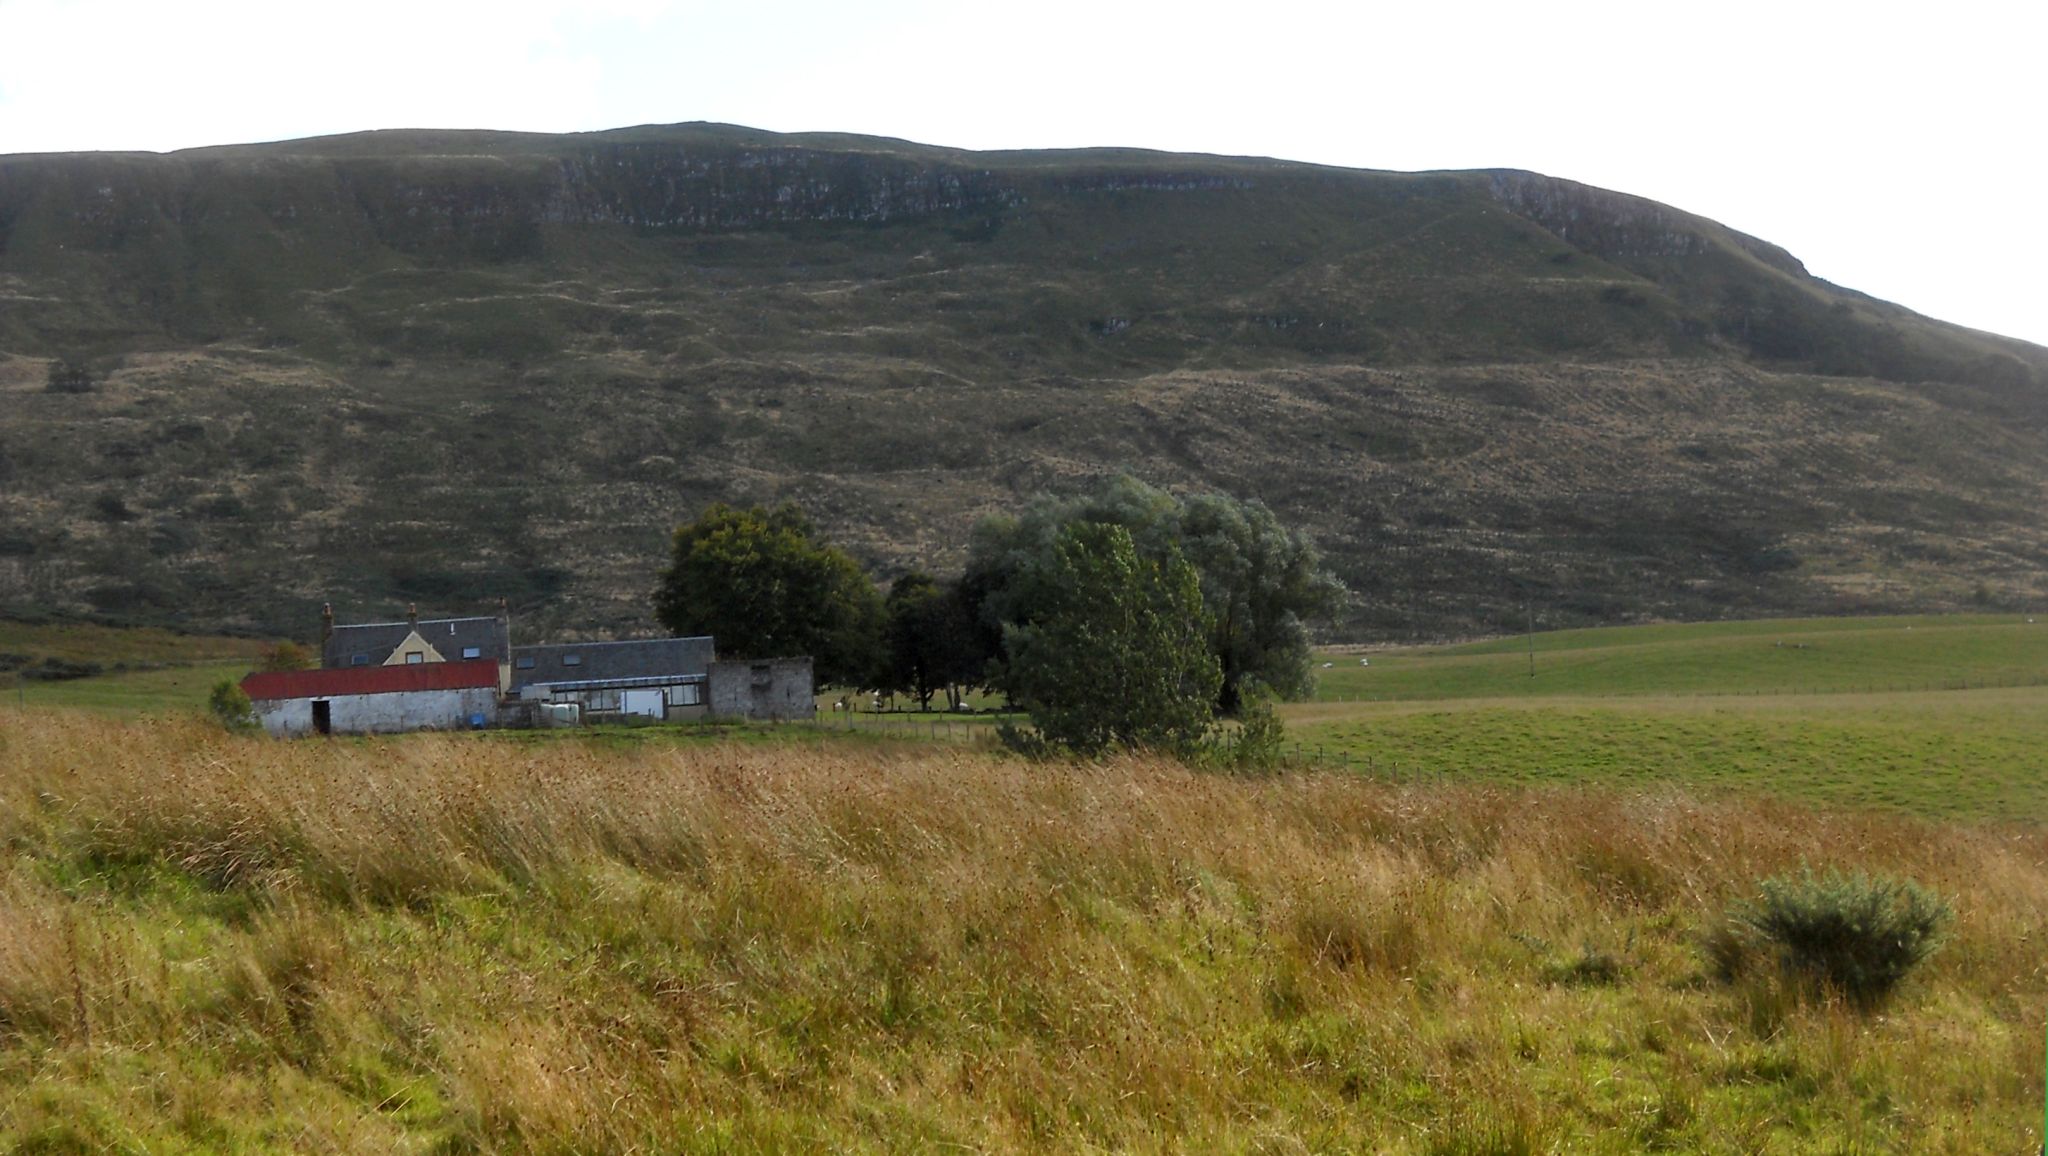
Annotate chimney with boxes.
[407,603,419,634]
[321,602,334,645]
[496,596,513,692]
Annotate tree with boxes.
[964,476,1343,713]
[260,641,315,671]
[1000,521,1220,757]
[881,571,984,711]
[1177,492,1345,709]
[44,359,94,394]
[653,502,883,688]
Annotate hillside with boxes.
[1,123,2044,639]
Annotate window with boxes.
[675,683,702,706]
[350,654,368,666]
[461,647,481,659]
[405,652,424,665]
[515,656,536,670]
[562,654,582,667]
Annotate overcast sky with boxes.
[2,0,2041,346]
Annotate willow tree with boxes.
[999,521,1220,757]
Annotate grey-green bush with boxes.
[1718,867,1952,1008]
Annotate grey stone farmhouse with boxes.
[242,603,813,736]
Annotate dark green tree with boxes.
[965,476,1343,713]
[44,359,94,394]
[653,502,884,688]
[1000,521,1220,757]
[881,571,983,711]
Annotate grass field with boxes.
[1289,688,2048,821]
[0,620,268,668]
[0,619,270,716]
[1312,614,2046,702]
[1,711,2044,1152]
[1280,614,2048,822]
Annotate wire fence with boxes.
[803,712,1010,746]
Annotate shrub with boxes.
[21,657,102,682]
[1210,682,1286,772]
[259,641,315,672]
[1717,867,1952,1008]
[208,679,258,733]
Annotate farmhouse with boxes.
[242,603,815,736]
[321,603,513,689]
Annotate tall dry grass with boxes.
[0,709,2044,1152]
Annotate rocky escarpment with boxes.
[1486,170,1806,275]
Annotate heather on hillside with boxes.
[2,126,2044,639]
[0,712,2039,1152]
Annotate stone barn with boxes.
[707,657,815,720]
[241,660,503,737]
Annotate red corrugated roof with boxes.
[242,659,501,701]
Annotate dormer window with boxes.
[405,652,424,664]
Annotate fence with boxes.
[805,711,1008,746]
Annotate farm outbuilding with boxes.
[707,657,816,720]
[241,660,503,738]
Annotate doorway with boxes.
[312,700,332,735]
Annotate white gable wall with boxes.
[252,686,499,738]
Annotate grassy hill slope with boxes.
[1,124,2044,638]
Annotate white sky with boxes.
[1,0,2042,347]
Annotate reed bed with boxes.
[0,710,2042,1152]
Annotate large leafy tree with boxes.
[653,502,884,688]
[1000,522,1220,757]
[965,476,1343,713]
[881,571,983,711]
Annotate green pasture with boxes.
[4,662,255,716]
[1314,614,2045,702]
[1285,689,2048,821]
[1295,614,2048,822]
[0,618,270,715]
[17,612,2048,823]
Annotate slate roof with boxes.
[323,616,511,668]
[509,636,715,692]
[243,660,501,701]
